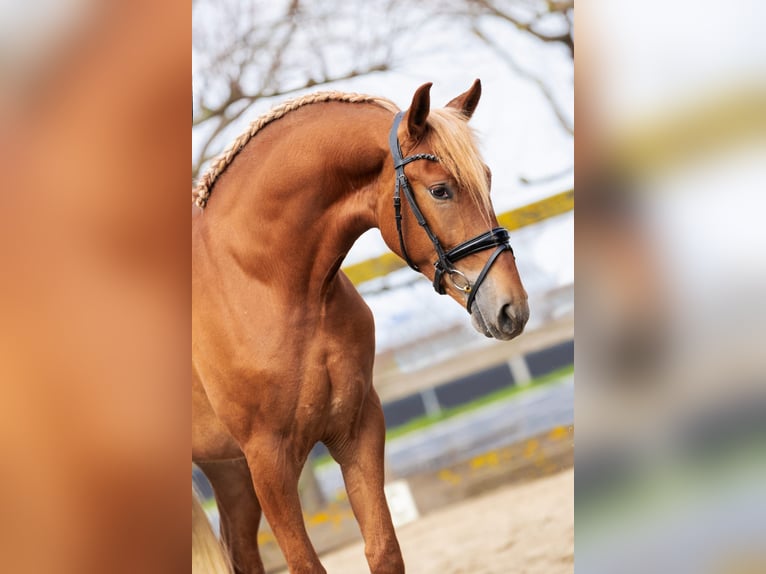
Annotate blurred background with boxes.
[576,1,766,572]
[192,0,574,571]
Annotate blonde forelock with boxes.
[423,108,492,219]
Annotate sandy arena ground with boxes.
[310,468,573,574]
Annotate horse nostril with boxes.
[500,304,516,330]
[500,302,529,338]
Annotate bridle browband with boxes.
[388,111,514,313]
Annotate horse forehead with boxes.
[416,158,450,178]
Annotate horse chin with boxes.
[470,307,493,338]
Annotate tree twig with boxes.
[192,63,390,179]
[472,24,573,136]
[469,0,573,56]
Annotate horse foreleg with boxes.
[244,435,326,574]
[330,390,405,574]
[198,458,265,574]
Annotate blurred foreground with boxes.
[0,2,189,573]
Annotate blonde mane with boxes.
[193,91,399,208]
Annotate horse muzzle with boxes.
[471,291,529,341]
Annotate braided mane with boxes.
[193,91,399,208]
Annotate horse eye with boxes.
[429,185,450,200]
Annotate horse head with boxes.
[377,80,529,340]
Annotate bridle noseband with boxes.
[388,111,514,313]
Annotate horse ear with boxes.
[405,82,432,140]
[446,78,482,120]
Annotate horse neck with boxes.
[198,103,392,301]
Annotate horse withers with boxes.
[192,80,528,573]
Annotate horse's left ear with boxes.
[446,78,482,120]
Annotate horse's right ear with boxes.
[446,79,481,120]
[405,82,432,141]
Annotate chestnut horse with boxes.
[192,80,529,573]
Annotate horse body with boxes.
[192,82,529,573]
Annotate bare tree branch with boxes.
[192,63,391,179]
[519,165,573,185]
[467,0,573,57]
[192,0,417,180]
[472,24,573,136]
[193,0,574,182]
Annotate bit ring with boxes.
[448,269,472,293]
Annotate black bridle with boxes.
[388,111,514,313]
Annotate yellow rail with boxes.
[343,189,573,286]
